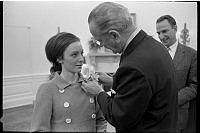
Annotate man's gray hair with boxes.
[88,2,133,34]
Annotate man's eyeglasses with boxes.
[94,40,101,46]
[92,38,102,47]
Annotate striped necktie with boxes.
[166,47,173,58]
[167,47,171,51]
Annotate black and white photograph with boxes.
[1,1,197,132]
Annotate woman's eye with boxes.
[72,53,78,57]
[71,51,83,57]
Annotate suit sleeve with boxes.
[30,83,52,132]
[97,67,152,130]
[95,96,107,132]
[178,51,197,106]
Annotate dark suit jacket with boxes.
[97,30,178,132]
[183,98,196,133]
[173,43,197,130]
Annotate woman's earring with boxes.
[57,58,63,64]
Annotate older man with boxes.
[83,2,178,132]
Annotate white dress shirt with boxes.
[122,27,141,53]
[167,41,178,59]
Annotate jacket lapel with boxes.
[120,30,147,65]
[173,43,185,69]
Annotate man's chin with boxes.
[111,48,121,54]
[106,47,120,54]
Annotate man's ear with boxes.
[108,30,120,41]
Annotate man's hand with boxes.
[97,72,113,88]
[81,80,104,95]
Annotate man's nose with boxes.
[159,33,165,40]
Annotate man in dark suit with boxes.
[156,15,197,133]
[82,2,178,132]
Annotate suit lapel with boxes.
[113,30,147,90]
[173,43,185,69]
[120,30,147,65]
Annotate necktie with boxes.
[167,47,171,51]
[167,47,173,58]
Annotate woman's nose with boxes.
[79,55,84,63]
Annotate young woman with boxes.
[30,32,107,132]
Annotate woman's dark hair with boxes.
[45,32,80,79]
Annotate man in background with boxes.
[156,15,197,133]
[82,2,178,132]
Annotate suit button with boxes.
[64,102,69,108]
[59,89,65,93]
[89,98,94,103]
[91,114,96,119]
[65,118,71,124]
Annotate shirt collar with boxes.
[52,72,84,90]
[168,40,178,53]
[123,27,141,53]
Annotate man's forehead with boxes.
[156,21,171,31]
[89,22,101,36]
[157,20,171,27]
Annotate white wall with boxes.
[119,1,197,50]
[3,1,197,75]
[3,1,197,108]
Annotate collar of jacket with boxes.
[52,72,85,90]
[173,43,186,67]
[120,30,148,64]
